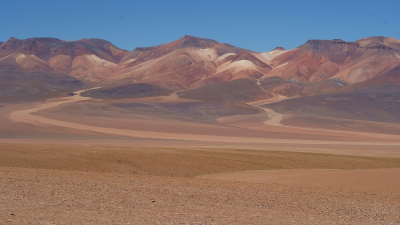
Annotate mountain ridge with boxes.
[0,35,399,112]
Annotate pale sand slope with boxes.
[1,167,399,224]
[2,138,400,159]
[8,89,400,145]
[199,168,400,193]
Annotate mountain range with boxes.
[1,35,400,122]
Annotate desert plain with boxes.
[1,35,400,224]
[0,89,400,225]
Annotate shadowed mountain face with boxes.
[0,67,83,102]
[266,91,400,123]
[0,37,126,62]
[81,83,173,99]
[0,37,127,101]
[265,64,400,123]
[1,35,400,123]
[177,78,273,102]
[0,37,127,85]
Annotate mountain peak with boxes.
[272,46,285,51]
[1,37,23,51]
[305,39,354,46]
[180,35,209,40]
[355,36,399,51]
[8,37,20,41]
[303,37,399,51]
[358,36,387,43]
[176,35,218,49]
[182,35,197,39]
[78,38,113,46]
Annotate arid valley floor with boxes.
[1,35,400,224]
[1,90,400,224]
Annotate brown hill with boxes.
[0,37,129,101]
[260,37,400,97]
[1,35,400,120]
[0,37,127,83]
[0,37,126,62]
[106,35,271,92]
[265,64,400,123]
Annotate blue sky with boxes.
[0,0,399,52]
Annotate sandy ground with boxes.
[1,90,400,224]
[1,144,400,224]
[2,144,399,177]
[13,98,393,144]
[1,166,400,224]
[5,89,400,146]
[200,168,400,193]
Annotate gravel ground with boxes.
[1,167,399,224]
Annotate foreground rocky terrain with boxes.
[1,167,399,224]
[0,145,399,224]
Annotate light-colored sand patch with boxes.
[217,59,262,75]
[72,54,117,69]
[121,58,136,64]
[262,107,284,126]
[254,49,286,65]
[195,48,218,61]
[248,94,288,106]
[272,61,289,69]
[199,168,400,193]
[15,53,49,69]
[109,50,182,80]
[216,53,236,62]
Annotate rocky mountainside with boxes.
[260,37,400,96]
[105,35,271,92]
[1,35,399,109]
[0,37,127,101]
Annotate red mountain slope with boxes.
[0,37,127,82]
[1,35,400,105]
[106,35,271,91]
[259,37,400,96]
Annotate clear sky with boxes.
[0,0,399,52]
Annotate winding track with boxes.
[8,89,400,145]
[249,95,400,141]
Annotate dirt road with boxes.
[8,88,400,145]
